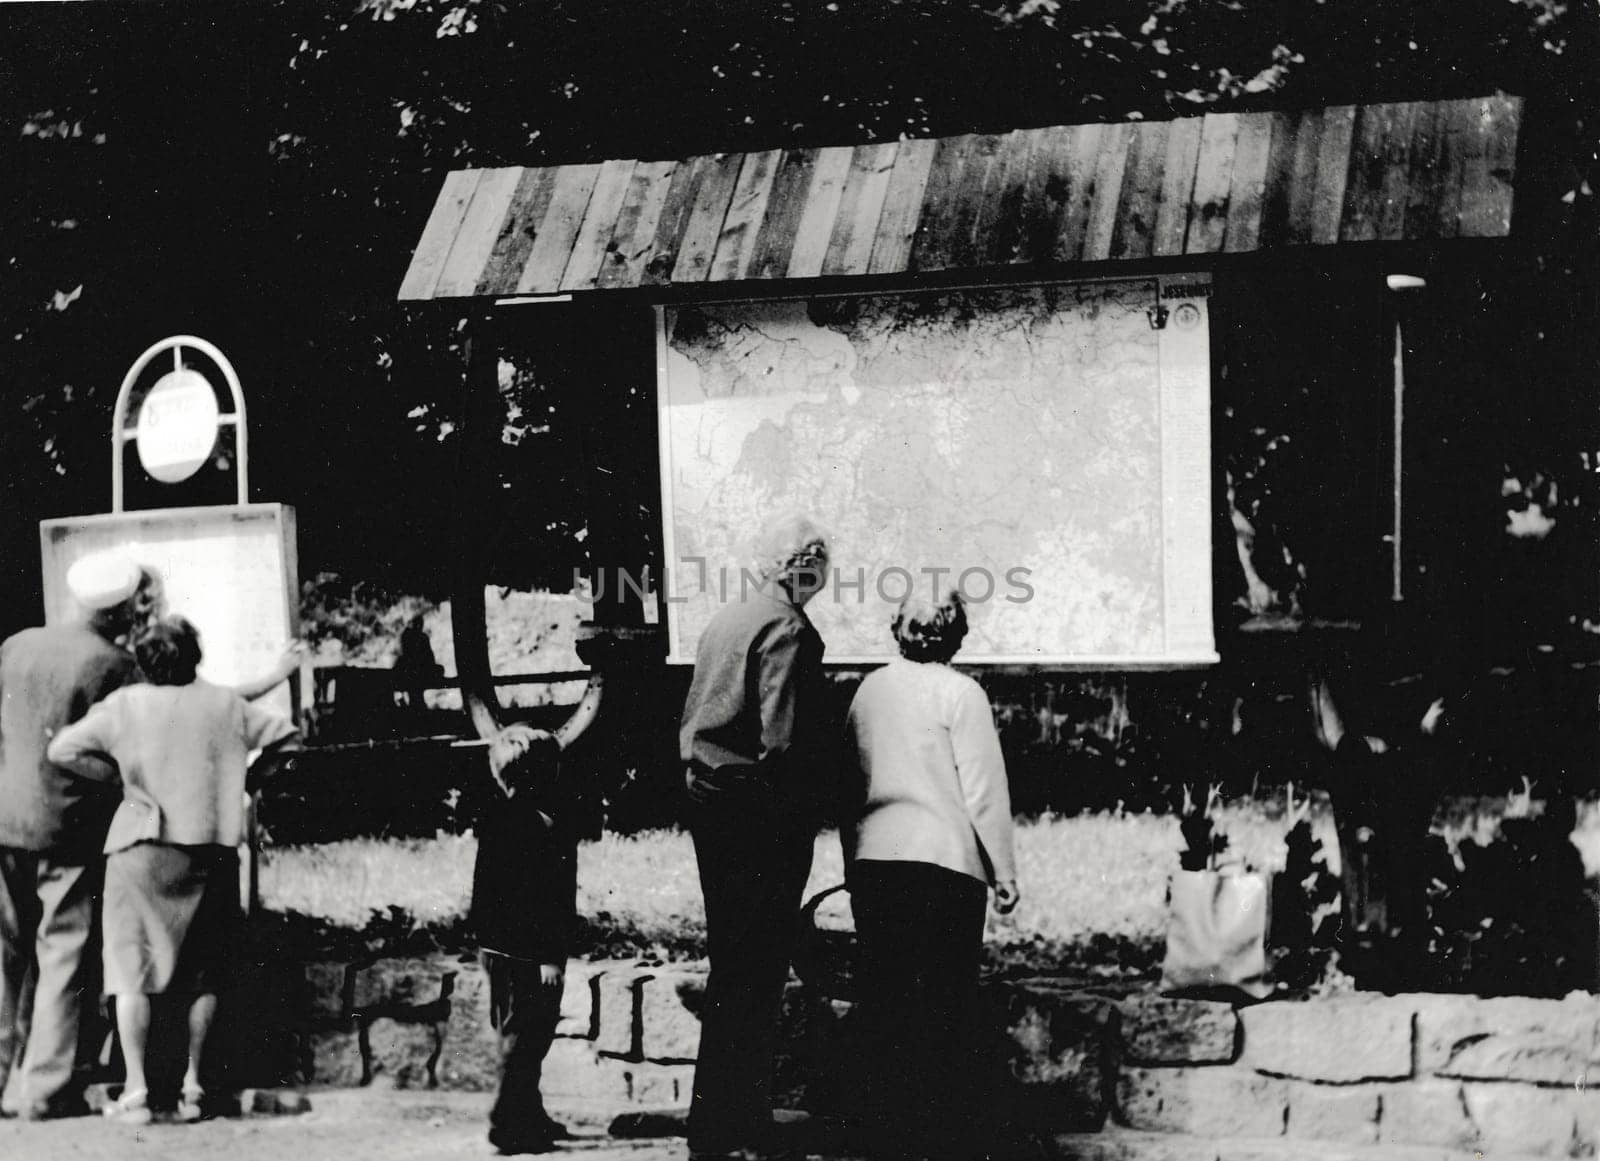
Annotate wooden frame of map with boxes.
[655,274,1217,667]
[39,503,303,721]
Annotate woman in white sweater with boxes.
[843,590,1018,1161]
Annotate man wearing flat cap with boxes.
[0,551,160,1118]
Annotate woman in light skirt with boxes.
[49,615,297,1123]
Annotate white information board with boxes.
[657,274,1217,666]
[40,504,301,721]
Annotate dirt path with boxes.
[2,1090,1471,1161]
[0,1090,674,1161]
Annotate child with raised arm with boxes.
[472,724,578,1155]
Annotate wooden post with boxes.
[447,307,610,778]
[451,312,507,743]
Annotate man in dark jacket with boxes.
[0,552,160,1118]
[679,514,833,1161]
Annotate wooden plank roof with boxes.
[398,95,1520,302]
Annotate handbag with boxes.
[1160,867,1273,999]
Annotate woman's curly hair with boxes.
[892,590,968,663]
[134,615,203,686]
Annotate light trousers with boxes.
[0,849,100,1112]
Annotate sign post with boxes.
[111,335,248,511]
[60,336,288,915]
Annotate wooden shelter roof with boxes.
[398,95,1520,302]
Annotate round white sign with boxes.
[136,368,220,483]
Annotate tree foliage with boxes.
[1,0,1595,632]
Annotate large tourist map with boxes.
[658,277,1215,665]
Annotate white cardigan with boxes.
[844,658,1016,886]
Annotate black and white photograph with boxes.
[0,1,1596,1158]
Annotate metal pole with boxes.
[1384,274,1425,602]
[1392,318,1405,602]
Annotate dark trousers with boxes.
[849,860,989,1157]
[482,951,563,1141]
[688,798,814,1153]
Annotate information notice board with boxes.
[656,274,1216,666]
[40,504,301,722]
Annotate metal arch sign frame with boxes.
[111,335,248,512]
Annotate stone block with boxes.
[1373,1079,1476,1150]
[1463,1082,1576,1156]
[1117,994,1238,1065]
[436,958,499,1092]
[557,964,601,1039]
[543,1037,624,1100]
[639,970,706,1062]
[302,961,351,1025]
[596,969,642,1058]
[621,1061,696,1107]
[1570,1088,1600,1154]
[1116,1066,1287,1138]
[1239,997,1413,1082]
[365,1017,441,1088]
[350,957,448,1012]
[1001,982,1117,1131]
[1415,993,1600,1081]
[1282,1080,1378,1144]
[1442,1035,1590,1086]
[539,1038,694,1107]
[308,1029,365,1087]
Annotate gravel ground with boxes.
[0,1089,668,1161]
[0,1091,1506,1161]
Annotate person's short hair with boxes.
[892,590,968,663]
[134,615,203,686]
[752,513,829,585]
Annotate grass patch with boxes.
[257,802,1341,973]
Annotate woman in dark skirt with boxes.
[49,615,297,1124]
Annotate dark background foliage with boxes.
[2,0,1594,631]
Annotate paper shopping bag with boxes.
[1160,869,1273,999]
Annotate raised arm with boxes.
[234,640,309,702]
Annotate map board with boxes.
[657,275,1216,666]
[40,504,301,720]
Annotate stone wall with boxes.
[241,956,694,1105]
[269,956,1600,1156]
[1026,988,1600,1156]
